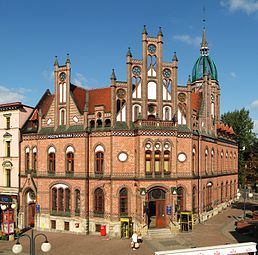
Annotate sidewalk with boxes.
[1,206,257,255]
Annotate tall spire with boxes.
[200,5,209,56]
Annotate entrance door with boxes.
[28,203,35,227]
[156,200,166,228]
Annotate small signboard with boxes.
[166,205,172,215]
[36,204,40,213]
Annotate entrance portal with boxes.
[147,188,166,228]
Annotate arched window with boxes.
[192,147,196,175]
[66,152,74,173]
[25,148,30,170]
[60,108,66,125]
[177,187,185,212]
[105,119,111,127]
[225,181,228,200]
[221,182,224,203]
[192,186,197,213]
[58,188,64,211]
[145,150,152,174]
[165,107,169,121]
[211,149,214,173]
[94,188,104,217]
[119,188,128,216]
[48,152,55,172]
[32,147,37,171]
[154,150,161,173]
[134,105,139,121]
[65,188,71,212]
[75,189,80,215]
[221,151,224,173]
[90,120,95,128]
[230,180,233,199]
[205,148,208,174]
[95,152,104,174]
[96,119,102,128]
[52,188,57,211]
[164,150,170,173]
[206,182,212,210]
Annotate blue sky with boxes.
[1,0,258,133]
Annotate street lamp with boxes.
[237,188,253,220]
[12,228,51,254]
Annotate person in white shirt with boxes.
[131,231,138,250]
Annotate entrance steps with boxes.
[147,228,175,239]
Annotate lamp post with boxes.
[237,188,253,220]
[12,228,51,254]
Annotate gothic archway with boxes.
[147,188,167,228]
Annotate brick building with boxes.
[19,27,238,237]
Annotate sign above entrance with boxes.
[166,205,172,215]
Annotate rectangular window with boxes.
[6,117,10,129]
[51,220,56,229]
[5,169,11,187]
[6,141,11,157]
[64,221,69,231]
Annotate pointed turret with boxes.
[187,75,191,84]
[66,53,71,64]
[158,26,163,37]
[172,51,178,62]
[127,47,132,57]
[111,69,117,82]
[142,25,148,35]
[200,28,209,56]
[54,56,59,66]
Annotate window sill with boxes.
[93,212,104,218]
[50,210,71,217]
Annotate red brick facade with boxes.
[19,27,238,237]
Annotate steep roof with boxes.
[88,87,111,114]
[70,84,87,114]
[191,92,202,112]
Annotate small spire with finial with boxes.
[142,25,148,35]
[172,51,178,62]
[158,26,163,37]
[66,53,71,64]
[111,69,117,81]
[54,56,59,66]
[127,47,132,57]
[187,75,191,84]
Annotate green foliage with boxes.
[221,108,256,150]
[221,108,257,186]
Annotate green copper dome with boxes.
[192,28,218,82]
[192,55,218,82]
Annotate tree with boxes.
[221,108,257,186]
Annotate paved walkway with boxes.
[1,205,257,255]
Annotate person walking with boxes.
[131,231,139,250]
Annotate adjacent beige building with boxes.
[0,102,33,228]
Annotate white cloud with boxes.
[73,72,89,88]
[230,72,237,78]
[0,85,26,103]
[173,35,202,47]
[42,70,54,81]
[220,0,258,15]
[251,99,258,108]
[253,119,258,134]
